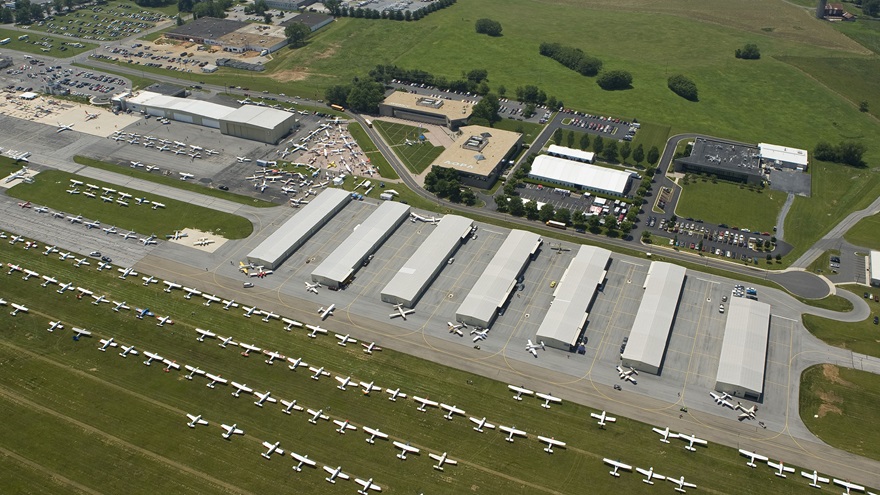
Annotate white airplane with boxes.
[242,306,259,318]
[361,342,382,355]
[427,451,459,472]
[56,282,75,294]
[222,299,239,311]
[90,294,110,306]
[616,366,638,384]
[184,365,205,381]
[140,234,158,245]
[67,214,83,224]
[334,419,357,434]
[118,345,138,358]
[166,230,187,241]
[767,460,795,478]
[202,294,221,307]
[84,110,99,121]
[677,433,708,452]
[151,202,165,210]
[469,416,496,433]
[163,281,182,293]
[362,426,388,445]
[98,338,118,352]
[130,161,143,169]
[440,403,465,421]
[286,356,308,371]
[236,156,252,163]
[386,388,407,402]
[71,327,91,338]
[173,149,186,156]
[538,436,567,454]
[389,304,415,320]
[736,402,758,419]
[183,287,202,300]
[323,466,350,484]
[801,470,830,488]
[738,449,769,468]
[335,334,357,347]
[591,410,616,428]
[652,426,678,444]
[536,392,562,409]
[508,385,534,401]
[205,373,227,389]
[499,425,527,443]
[56,122,74,133]
[193,238,214,246]
[604,458,632,476]
[261,350,284,365]
[6,263,23,275]
[77,287,94,298]
[319,303,335,320]
[84,220,101,230]
[112,301,130,312]
[281,318,302,332]
[22,269,39,281]
[336,376,357,391]
[97,261,112,272]
[70,179,84,187]
[239,343,261,357]
[526,339,545,357]
[42,245,58,256]
[161,359,180,372]
[709,391,734,408]
[117,267,138,280]
[8,236,25,246]
[195,328,216,342]
[58,252,75,261]
[221,423,244,440]
[393,441,419,460]
[157,145,169,152]
[355,477,381,494]
[413,396,439,412]
[47,321,64,333]
[306,325,327,338]
[280,399,303,415]
[637,466,666,485]
[9,303,28,316]
[261,441,284,460]
[102,226,118,235]
[179,173,194,181]
[471,329,488,343]
[305,281,321,294]
[142,351,164,366]
[668,476,697,493]
[218,335,238,349]
[307,408,329,424]
[261,310,279,323]
[309,366,331,381]
[290,452,317,472]
[120,231,138,240]
[185,413,209,429]
[231,382,253,398]
[834,479,867,495]
[156,315,174,327]
[359,381,381,395]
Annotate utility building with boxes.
[455,230,543,328]
[621,262,686,374]
[381,215,474,307]
[535,246,611,350]
[247,189,351,270]
[311,201,411,289]
[714,297,771,401]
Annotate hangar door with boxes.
[203,118,220,128]
[146,107,163,117]
[173,112,194,124]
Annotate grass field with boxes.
[776,55,880,120]
[73,156,277,208]
[373,120,444,174]
[24,1,173,41]
[834,19,880,56]
[800,364,880,462]
[675,180,785,232]
[6,170,253,239]
[0,234,844,495]
[844,212,880,250]
[347,122,400,179]
[0,28,96,58]
[0,156,25,178]
[492,118,545,143]
[802,291,880,357]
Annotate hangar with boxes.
[247,189,351,270]
[528,155,634,196]
[535,246,611,350]
[872,251,880,286]
[378,92,472,130]
[431,125,522,189]
[547,144,595,164]
[621,262,686,374]
[758,143,808,171]
[220,105,298,144]
[714,297,771,401]
[455,230,543,328]
[380,215,474,307]
[311,201,411,289]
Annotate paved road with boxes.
[793,192,880,269]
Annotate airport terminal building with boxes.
[378,92,472,130]
[431,125,522,189]
[714,297,771,401]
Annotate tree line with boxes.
[323,0,455,22]
[369,64,493,96]
[538,42,603,77]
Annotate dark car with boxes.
[874,316,879,325]
[101,256,112,263]
[218,185,229,191]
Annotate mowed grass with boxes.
[834,19,880,55]
[373,120,444,174]
[6,170,253,239]
[844,212,880,250]
[676,180,785,232]
[800,364,880,461]
[807,249,840,274]
[776,55,880,120]
[802,294,880,358]
[0,156,26,177]
[347,122,400,179]
[493,118,545,143]
[0,28,96,58]
[0,236,833,495]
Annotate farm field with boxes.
[373,120,444,174]
[844,212,880,251]
[675,180,785,233]
[0,234,843,494]
[0,28,95,57]
[5,169,254,239]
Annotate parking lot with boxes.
[1,54,132,99]
[559,111,639,141]
[515,181,637,218]
[651,217,780,262]
[29,2,170,42]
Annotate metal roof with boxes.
[221,105,295,130]
[758,143,808,166]
[529,155,632,194]
[715,297,771,396]
[548,144,595,162]
[455,230,542,327]
[380,215,473,306]
[432,125,521,177]
[535,246,610,347]
[311,201,411,284]
[246,188,351,268]
[872,251,880,283]
[126,91,236,121]
[621,262,687,371]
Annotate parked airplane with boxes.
[58,252,75,261]
[290,452,317,472]
[183,287,202,300]
[56,122,74,133]
[117,267,138,280]
[280,399,303,415]
[677,433,708,452]
[319,303,335,320]
[17,202,32,209]
[135,307,154,319]
[738,449,768,468]
[361,342,382,355]
[236,156,252,163]
[71,327,91,338]
[22,269,40,281]
[180,173,195,181]
[184,365,205,381]
[440,403,466,421]
[305,281,321,294]
[222,299,239,311]
[98,338,118,352]
[142,351,164,366]
[306,324,327,338]
[604,458,632,476]
[140,234,158,245]
[242,306,259,318]
[362,426,388,445]
[508,385,535,401]
[218,335,238,348]
[163,281,182,293]
[538,436,567,454]
[118,345,138,358]
[307,408,329,424]
[736,402,758,420]
[166,230,187,240]
[231,382,253,398]
[161,359,180,372]
[469,416,496,433]
[156,315,174,327]
[195,328,217,342]
[413,396,439,412]
[591,410,617,428]
[393,441,419,460]
[238,343,261,357]
[668,476,697,493]
[801,470,830,488]
[261,310,279,323]
[499,425,527,443]
[526,339,545,357]
[834,479,867,495]
[309,366,331,381]
[471,329,489,343]
[96,261,112,272]
[34,206,48,214]
[355,477,381,494]
[323,466,349,484]
[193,238,214,246]
[536,392,562,409]
[637,467,666,485]
[335,375,357,391]
[42,245,58,256]
[386,388,406,402]
[335,333,357,347]
[286,356,308,371]
[652,426,678,444]
[205,373,227,389]
[768,460,795,478]
[112,301,130,312]
[202,294,221,307]
[221,423,244,440]
[334,419,357,434]
[47,321,64,332]
[356,380,380,396]
[389,304,414,320]
[261,441,284,460]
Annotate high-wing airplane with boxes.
[120,231,138,240]
[280,317,302,332]
[469,416,496,433]
[604,458,632,476]
[202,294,221,307]
[140,234,158,245]
[677,433,708,452]
[290,452,317,472]
[231,382,253,398]
[499,425,527,443]
[118,345,138,358]
[67,214,83,224]
[389,304,414,320]
[261,441,284,459]
[6,263,23,275]
[359,381,381,395]
[262,350,285,365]
[112,301,130,312]
[76,287,94,298]
[161,359,180,372]
[668,476,697,493]
[362,426,388,445]
[354,477,381,494]
[166,230,188,241]
[205,373,227,389]
[56,122,74,133]
[767,460,795,478]
[286,356,308,371]
[9,303,28,316]
[239,343,261,357]
[58,252,75,262]
[184,365,205,381]
[47,321,64,333]
[260,310,279,323]
[196,328,217,342]
[801,470,830,488]
[218,335,237,348]
[90,294,110,305]
[334,419,357,434]
[179,172,194,181]
[151,202,165,210]
[652,426,678,444]
[361,342,382,355]
[508,385,535,401]
[102,226,118,235]
[141,275,158,286]
[710,391,734,409]
[319,303,335,320]
[221,423,244,440]
[637,467,666,485]
[335,333,357,347]
[222,299,239,311]
[22,269,39,281]
[413,396,439,412]
[306,325,327,338]
[34,206,48,214]
[307,408,329,424]
[242,306,259,318]
[393,441,419,460]
[538,436,567,454]
[117,267,138,280]
[385,388,407,402]
[536,392,562,409]
[336,376,357,391]
[591,410,617,428]
[526,339,546,357]
[84,220,101,230]
[236,156,252,163]
[323,465,350,484]
[736,402,758,420]
[98,338,118,352]
[71,327,91,339]
[163,281,182,293]
[156,315,174,327]
[440,403,466,421]
[183,287,202,300]
[42,245,58,256]
[96,261,112,272]
[305,281,321,294]
[280,399,303,415]
[309,366,331,381]
[427,452,458,471]
[738,449,769,468]
[186,413,209,429]
[833,479,867,495]
[142,351,164,366]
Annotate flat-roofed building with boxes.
[218,23,288,54]
[281,12,334,31]
[673,137,763,184]
[535,246,611,350]
[621,262,687,374]
[871,251,880,286]
[220,105,297,144]
[381,215,474,307]
[165,17,247,45]
[247,188,351,270]
[311,201,411,288]
[432,125,522,189]
[547,144,595,164]
[758,143,808,171]
[121,91,235,128]
[529,155,634,196]
[455,230,542,328]
[378,92,472,129]
[714,297,771,401]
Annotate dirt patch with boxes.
[313,42,339,60]
[816,388,843,418]
[822,364,853,387]
[270,69,314,82]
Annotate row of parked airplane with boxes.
[709,391,759,421]
[738,449,875,492]
[603,458,697,492]
[110,131,216,159]
[66,179,166,210]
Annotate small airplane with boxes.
[166,230,187,241]
[471,329,489,343]
[290,452,317,472]
[231,382,253,398]
[440,403,466,421]
[336,376,357,391]
[242,306,259,318]
[362,342,382,355]
[677,433,708,452]
[142,351,164,366]
[56,282,75,294]
[499,425,527,443]
[309,366,331,381]
[58,252,75,261]
[335,333,357,347]
[6,263,23,275]
[286,357,308,371]
[84,220,101,230]
[117,267,138,280]
[163,281,182,293]
[261,441,284,460]
[195,328,217,342]
[508,385,534,401]
[42,245,59,256]
[179,173,194,181]
[413,396,439,413]
[97,261,112,272]
[161,359,180,373]
[17,201,31,209]
[307,408,329,424]
[135,308,154,319]
[389,303,414,320]
[616,366,638,384]
[280,399,303,415]
[118,345,138,358]
[834,479,868,495]
[186,413,209,429]
[393,441,419,460]
[193,238,214,247]
[156,315,174,327]
[319,303,335,320]
[323,465,350,484]
[84,110,99,121]
[386,388,407,402]
[130,161,143,169]
[766,459,795,478]
[202,294,221,307]
[184,365,205,381]
[141,276,158,286]
[222,299,239,311]
[22,269,39,281]
[801,470,830,488]
[334,419,357,434]
[306,325,327,338]
[263,350,285,365]
[652,426,678,444]
[526,339,545,357]
[736,402,758,420]
[591,410,616,428]
[205,373,227,389]
[8,235,24,245]
[738,449,768,468]
[150,202,165,210]
[120,231,138,241]
[636,467,666,485]
[183,287,202,300]
[236,156,252,163]
[362,426,388,445]
[354,477,381,494]
[67,214,83,224]
[260,310,279,323]
[140,234,158,245]
[281,318,302,331]
[537,436,566,454]
[34,206,48,214]
[221,424,244,440]
[112,301,130,312]
[710,391,734,408]
[9,303,28,316]
[536,392,562,409]
[469,416,496,433]
[218,335,238,348]
[56,122,74,133]
[239,343,261,357]
[71,327,91,339]
[668,476,697,493]
[305,281,321,294]
[47,321,64,333]
[428,451,458,471]
[98,338,118,352]
[359,381,381,395]
[102,226,118,235]
[604,458,632,476]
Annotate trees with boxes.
[646,146,660,166]
[667,74,698,102]
[596,70,632,90]
[284,22,311,47]
[0,7,13,23]
[632,143,645,165]
[592,135,604,155]
[538,203,555,223]
[346,80,385,113]
[603,140,618,163]
[863,0,880,16]
[509,196,525,217]
[469,92,500,125]
[524,200,539,220]
[494,194,509,213]
[579,133,590,150]
[554,207,571,225]
[860,100,869,113]
[539,42,602,77]
[735,43,761,60]
[496,85,506,97]
[814,140,868,167]
[324,85,350,108]
[619,141,632,164]
[475,18,502,36]
[566,130,574,148]
[572,211,587,231]
[553,128,563,145]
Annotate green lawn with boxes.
[802,293,880,357]
[834,18,880,56]
[347,122,400,179]
[0,235,843,495]
[25,1,173,41]
[373,120,444,174]
[493,118,545,143]
[0,28,96,58]
[776,55,880,120]
[0,156,25,178]
[6,170,253,239]
[800,364,880,462]
[676,179,785,232]
[844,212,880,250]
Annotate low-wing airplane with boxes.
[429,451,458,471]
[469,416,496,433]
[142,351,164,366]
[140,234,158,245]
[767,460,795,478]
[440,403,466,421]
[677,433,708,452]
[58,252,75,262]
[290,452,317,472]
[47,321,64,333]
[221,299,239,311]
[652,426,678,444]
[389,303,414,320]
[90,294,110,306]
[166,230,188,240]
[668,476,697,493]
[218,335,237,348]
[334,419,357,434]
[393,441,419,460]
[736,402,758,420]
[42,245,58,256]
[196,328,217,342]
[591,410,617,428]
[85,110,99,121]
[56,122,74,133]
[536,392,562,409]
[156,315,174,327]
[96,261,112,272]
[319,303,335,320]
[471,329,489,343]
[355,477,381,494]
[499,425,527,443]
[102,226,118,235]
[163,281,182,293]
[359,381,381,395]
[280,399,303,415]
[636,466,666,485]
[738,449,769,468]
[526,339,546,358]
[186,413,209,429]
[335,333,357,347]
[361,342,382,355]
[112,301,130,312]
[508,385,535,401]
[8,235,24,245]
[305,281,321,294]
[120,231,138,240]
[336,376,357,391]
[34,206,48,214]
[801,470,830,488]
[261,441,284,460]
[135,307,154,319]
[84,220,101,230]
[10,303,29,316]
[833,479,867,495]
[242,306,259,318]
[98,338,118,352]
[307,408,329,424]
[306,325,327,338]
[117,267,138,280]
[323,466,350,484]
[236,156,252,163]
[205,373,227,389]
[386,388,407,402]
[309,366,331,381]
[538,436,567,454]
[221,423,244,440]
[231,382,253,398]
[413,396,439,413]
[6,263,23,275]
[286,356,308,371]
[118,345,138,358]
[604,458,632,476]
[239,343,261,357]
[141,275,158,286]
[184,365,205,381]
[362,426,388,445]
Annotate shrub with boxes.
[538,42,602,77]
[735,43,760,60]
[596,70,633,90]
[667,74,698,101]
[475,18,502,36]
